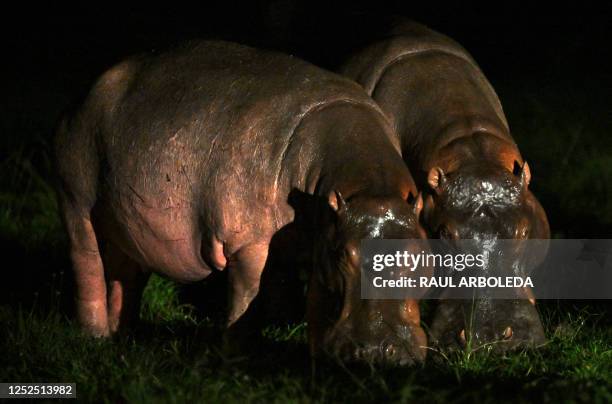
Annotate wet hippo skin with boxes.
[55,40,427,365]
[340,21,550,351]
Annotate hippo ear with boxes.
[427,167,446,193]
[406,191,423,215]
[514,161,531,188]
[521,162,531,188]
[328,190,346,212]
[412,192,423,217]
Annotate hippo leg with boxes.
[62,206,110,337]
[223,243,269,352]
[103,242,150,334]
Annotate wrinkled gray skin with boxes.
[54,41,427,365]
[341,22,549,351]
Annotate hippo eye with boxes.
[346,245,358,258]
[515,227,529,239]
[438,226,456,240]
[344,244,360,268]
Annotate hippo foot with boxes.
[429,299,546,353]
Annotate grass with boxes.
[1,293,610,402]
[0,71,610,402]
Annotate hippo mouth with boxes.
[429,299,546,352]
[321,318,428,366]
[325,335,424,366]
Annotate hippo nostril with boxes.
[503,326,513,340]
[384,344,396,358]
[458,329,467,347]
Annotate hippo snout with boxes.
[327,325,427,366]
[354,340,425,366]
[466,299,546,351]
[431,299,546,352]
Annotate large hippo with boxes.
[340,21,549,350]
[54,40,427,365]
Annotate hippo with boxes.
[54,40,428,365]
[340,21,549,350]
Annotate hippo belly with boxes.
[93,181,218,283]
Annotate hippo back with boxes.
[340,21,518,174]
[74,40,397,257]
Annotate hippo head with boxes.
[307,191,429,366]
[423,160,549,351]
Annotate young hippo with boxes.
[340,21,549,351]
[55,40,427,365]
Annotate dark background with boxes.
[3,2,611,237]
